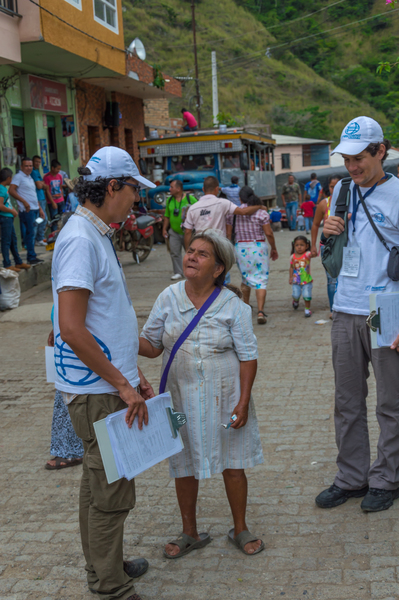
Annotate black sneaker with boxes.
[315,483,368,508]
[28,258,44,265]
[123,558,149,578]
[360,487,399,512]
[293,300,299,310]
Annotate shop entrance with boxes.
[11,109,26,168]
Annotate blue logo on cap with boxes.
[345,122,360,135]
[90,157,101,163]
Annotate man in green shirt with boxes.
[163,179,197,280]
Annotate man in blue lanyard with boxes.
[315,116,399,513]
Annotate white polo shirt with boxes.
[11,170,39,211]
[330,175,399,316]
[184,194,236,236]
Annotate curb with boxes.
[18,256,52,293]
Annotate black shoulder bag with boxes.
[356,185,399,281]
[321,177,352,278]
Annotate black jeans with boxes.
[0,215,22,268]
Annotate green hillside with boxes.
[122,0,391,140]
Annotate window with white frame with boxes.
[64,0,82,9]
[93,0,118,32]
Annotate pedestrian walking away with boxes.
[304,172,322,205]
[301,198,316,233]
[0,167,30,272]
[281,174,301,230]
[163,179,197,280]
[9,157,45,265]
[289,236,313,317]
[139,229,264,559]
[311,175,341,316]
[221,175,241,206]
[226,186,278,324]
[315,116,399,513]
[52,146,156,600]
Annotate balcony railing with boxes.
[0,0,20,17]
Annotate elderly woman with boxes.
[226,186,278,325]
[139,229,264,558]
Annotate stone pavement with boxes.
[0,231,396,600]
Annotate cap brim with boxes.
[135,174,156,189]
[331,140,369,156]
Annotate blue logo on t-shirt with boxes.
[55,334,111,386]
[373,212,385,223]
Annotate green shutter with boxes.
[46,114,55,128]
[11,109,24,128]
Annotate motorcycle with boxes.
[46,213,74,251]
[111,210,158,263]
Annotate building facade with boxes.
[0,0,181,177]
[273,134,331,176]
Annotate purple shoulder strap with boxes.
[159,286,221,394]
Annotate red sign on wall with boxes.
[28,75,68,113]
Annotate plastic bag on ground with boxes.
[0,268,21,310]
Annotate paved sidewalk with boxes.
[0,232,395,600]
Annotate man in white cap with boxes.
[315,117,399,513]
[51,147,156,600]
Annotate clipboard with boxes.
[368,292,399,349]
[93,393,187,484]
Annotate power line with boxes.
[197,6,399,79]
[159,0,349,49]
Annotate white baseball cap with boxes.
[331,116,384,156]
[83,146,156,188]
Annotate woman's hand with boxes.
[138,367,155,400]
[270,248,278,261]
[230,402,249,429]
[310,245,318,258]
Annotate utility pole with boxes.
[191,0,201,128]
[211,51,219,127]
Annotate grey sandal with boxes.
[163,532,211,559]
[228,528,265,555]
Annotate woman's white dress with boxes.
[140,281,264,480]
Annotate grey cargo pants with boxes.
[332,311,399,491]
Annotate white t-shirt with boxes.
[184,194,236,236]
[51,214,140,394]
[11,171,39,211]
[330,175,399,316]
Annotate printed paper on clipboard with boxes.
[94,392,185,484]
[369,292,399,349]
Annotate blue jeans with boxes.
[19,209,39,262]
[36,198,48,242]
[285,202,298,230]
[305,217,313,231]
[320,245,337,311]
[292,282,313,301]
[0,215,22,268]
[49,201,65,231]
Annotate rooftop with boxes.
[272,134,333,146]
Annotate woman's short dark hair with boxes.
[365,139,391,163]
[239,185,262,206]
[74,167,132,207]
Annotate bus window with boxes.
[171,154,215,172]
[221,153,240,169]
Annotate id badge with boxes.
[342,238,360,278]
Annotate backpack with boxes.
[321,177,351,278]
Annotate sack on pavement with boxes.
[0,268,21,310]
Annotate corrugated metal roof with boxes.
[272,134,333,145]
[330,147,399,167]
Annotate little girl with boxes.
[289,236,313,317]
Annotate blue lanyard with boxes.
[107,235,122,269]
[351,174,388,232]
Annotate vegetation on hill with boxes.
[123,0,389,140]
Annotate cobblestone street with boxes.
[1,230,394,600]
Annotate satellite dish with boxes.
[128,38,146,61]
